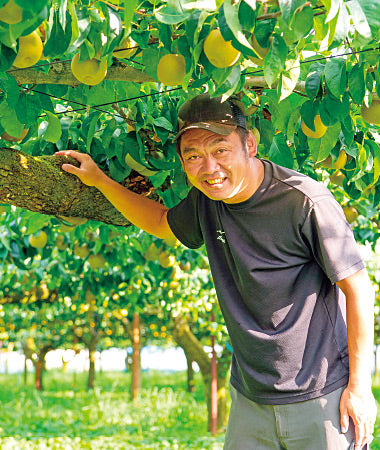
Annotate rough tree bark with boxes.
[22,341,54,391]
[184,348,195,393]
[115,311,144,400]
[87,337,98,390]
[8,60,155,87]
[172,315,231,432]
[0,148,158,227]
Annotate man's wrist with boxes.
[94,171,114,191]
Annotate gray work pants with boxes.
[224,384,368,450]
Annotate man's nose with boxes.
[202,156,220,173]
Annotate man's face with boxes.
[179,128,258,203]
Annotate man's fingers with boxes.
[61,163,80,175]
[55,150,87,163]
[354,420,365,450]
[340,410,349,433]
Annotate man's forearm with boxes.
[95,172,171,239]
[56,150,174,239]
[338,270,374,389]
[346,291,374,389]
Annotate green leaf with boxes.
[82,111,101,152]
[149,171,170,188]
[300,99,319,130]
[0,72,19,108]
[350,143,368,182]
[305,63,324,100]
[213,65,241,98]
[347,0,372,39]
[286,109,300,144]
[328,2,349,50]
[254,18,276,48]
[154,5,191,24]
[322,0,339,23]
[279,57,300,101]
[153,117,173,131]
[357,0,380,38]
[104,6,123,54]
[14,0,48,11]
[278,0,305,25]
[263,34,287,88]
[15,93,42,127]
[123,0,138,33]
[268,134,294,169]
[308,122,341,162]
[238,0,256,33]
[223,0,254,52]
[86,82,115,106]
[289,6,314,40]
[314,14,329,43]
[141,47,161,81]
[324,58,346,98]
[0,43,16,71]
[321,93,350,123]
[109,157,131,182]
[68,7,91,51]
[367,140,380,185]
[101,118,117,149]
[179,0,217,10]
[348,63,365,105]
[19,211,49,235]
[0,101,24,136]
[43,9,72,58]
[43,111,62,143]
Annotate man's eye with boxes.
[187,155,199,160]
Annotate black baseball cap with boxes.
[173,94,246,142]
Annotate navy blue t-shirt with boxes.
[167,160,365,404]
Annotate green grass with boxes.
[1,370,380,449]
[0,370,225,449]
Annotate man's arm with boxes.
[336,269,377,450]
[55,150,175,240]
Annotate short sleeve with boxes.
[167,187,204,249]
[301,196,365,283]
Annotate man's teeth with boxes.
[207,178,224,185]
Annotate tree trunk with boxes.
[172,315,231,432]
[35,359,43,390]
[184,349,195,393]
[131,312,141,402]
[0,148,158,227]
[87,345,96,390]
[34,346,51,391]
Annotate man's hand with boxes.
[340,384,377,449]
[55,150,173,239]
[55,150,106,187]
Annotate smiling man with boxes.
[56,94,376,450]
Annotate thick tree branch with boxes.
[0,147,159,227]
[7,61,155,86]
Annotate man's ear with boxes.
[246,130,258,157]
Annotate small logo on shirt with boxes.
[217,230,226,244]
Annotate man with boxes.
[56,94,377,449]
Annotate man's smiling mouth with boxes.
[205,177,226,185]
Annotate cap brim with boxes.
[173,122,237,142]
